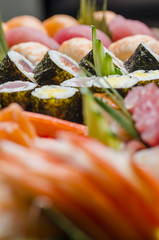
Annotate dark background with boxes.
[0,0,159,27]
[43,0,159,27]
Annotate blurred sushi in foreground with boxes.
[34,50,85,86]
[31,85,82,123]
[0,80,37,110]
[0,50,35,84]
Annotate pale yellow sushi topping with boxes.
[41,88,65,98]
[107,76,129,88]
[129,70,159,81]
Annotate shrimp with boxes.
[108,34,159,62]
[5,15,47,34]
[11,42,49,66]
[59,37,92,62]
[94,10,117,24]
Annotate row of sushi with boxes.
[0,42,159,123]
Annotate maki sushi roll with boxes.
[61,75,138,96]
[128,70,159,86]
[124,42,159,73]
[61,76,102,92]
[0,80,37,110]
[31,85,82,123]
[93,75,138,96]
[33,50,84,86]
[0,50,35,84]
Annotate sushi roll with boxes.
[0,50,35,84]
[124,42,159,73]
[31,85,82,123]
[128,70,159,86]
[93,75,138,96]
[33,50,84,86]
[61,76,102,92]
[61,75,138,96]
[0,80,37,110]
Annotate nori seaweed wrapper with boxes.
[31,85,83,123]
[0,80,37,110]
[0,50,35,84]
[78,50,96,76]
[124,42,159,73]
[34,50,83,86]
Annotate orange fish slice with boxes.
[0,103,36,144]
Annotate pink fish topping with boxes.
[125,83,159,146]
[18,59,34,73]
[60,56,80,73]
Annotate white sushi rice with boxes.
[128,70,159,81]
[61,77,96,88]
[93,75,138,89]
[8,50,35,82]
[0,81,37,93]
[32,85,78,99]
[142,42,159,62]
[48,50,82,77]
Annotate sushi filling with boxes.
[32,85,79,99]
[0,81,37,93]
[8,50,35,82]
[128,70,159,81]
[48,50,82,77]
[93,75,138,89]
[61,77,96,88]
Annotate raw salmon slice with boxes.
[0,103,36,142]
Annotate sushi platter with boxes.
[0,0,159,239]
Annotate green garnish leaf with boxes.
[44,206,91,240]
[78,0,112,40]
[94,96,140,139]
[91,25,122,77]
[81,26,141,147]
[0,17,8,61]
[82,88,122,149]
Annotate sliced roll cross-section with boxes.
[0,80,37,110]
[31,85,82,123]
[33,50,84,86]
[128,70,159,86]
[0,50,35,84]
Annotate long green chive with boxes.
[81,25,141,144]
[82,87,122,149]
[91,26,122,77]
[78,0,112,40]
[94,97,140,139]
